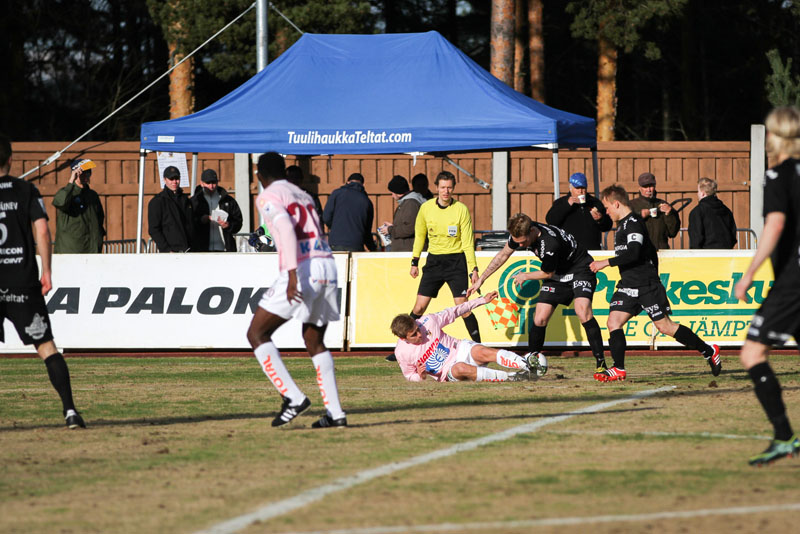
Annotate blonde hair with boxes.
[765,106,800,158]
[697,177,717,196]
[507,213,534,238]
[600,184,630,207]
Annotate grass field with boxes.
[2,353,800,534]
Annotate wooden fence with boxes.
[11,140,752,249]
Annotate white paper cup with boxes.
[577,194,586,204]
[649,207,658,218]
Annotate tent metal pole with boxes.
[190,153,198,192]
[591,147,600,197]
[551,146,560,200]
[135,149,146,254]
[256,0,268,70]
[442,156,490,189]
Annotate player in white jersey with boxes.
[246,152,346,428]
[391,291,546,383]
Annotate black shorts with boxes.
[609,281,672,321]
[417,253,470,298]
[537,273,596,307]
[746,263,800,346]
[0,287,54,345]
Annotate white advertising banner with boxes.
[0,254,349,352]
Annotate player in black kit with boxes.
[468,213,607,373]
[0,134,85,429]
[734,107,800,466]
[590,185,720,382]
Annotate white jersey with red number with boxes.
[394,299,486,382]
[256,179,332,272]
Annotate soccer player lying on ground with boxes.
[467,213,607,375]
[246,152,347,429]
[589,185,720,382]
[391,290,547,382]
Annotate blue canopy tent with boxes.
[137,31,598,248]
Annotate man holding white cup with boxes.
[545,172,611,250]
[629,172,680,250]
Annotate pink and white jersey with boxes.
[255,180,332,272]
[394,299,486,382]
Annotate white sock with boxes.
[311,351,345,419]
[476,367,510,382]
[254,342,305,403]
[495,349,527,370]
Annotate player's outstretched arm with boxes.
[467,245,514,297]
[33,218,53,295]
[735,212,785,301]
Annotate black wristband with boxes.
[411,258,419,267]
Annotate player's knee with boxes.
[655,320,676,336]
[533,316,549,327]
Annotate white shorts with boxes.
[454,339,479,366]
[258,257,340,326]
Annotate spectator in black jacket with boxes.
[545,172,612,250]
[323,172,377,251]
[688,177,737,249]
[411,173,434,200]
[148,166,193,252]
[190,169,243,252]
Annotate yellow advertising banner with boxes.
[349,250,776,348]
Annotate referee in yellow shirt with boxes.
[409,171,481,342]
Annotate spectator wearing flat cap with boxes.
[52,159,106,253]
[688,177,737,249]
[545,172,611,250]
[148,166,193,252]
[378,175,426,252]
[190,169,243,252]
[629,172,680,250]
[323,172,377,252]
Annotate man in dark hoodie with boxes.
[688,177,737,249]
[323,172,377,251]
[148,166,193,252]
[191,169,243,252]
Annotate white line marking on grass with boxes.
[195,386,674,534]
[546,429,772,441]
[274,503,800,534]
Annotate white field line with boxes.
[545,429,772,441]
[195,386,674,534]
[275,503,800,534]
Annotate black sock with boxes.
[409,312,421,320]
[673,324,713,357]
[528,324,546,353]
[463,314,481,343]
[609,329,626,370]
[749,362,793,441]
[582,318,606,366]
[44,353,76,414]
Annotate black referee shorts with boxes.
[609,281,672,321]
[0,287,54,345]
[417,253,470,298]
[746,261,800,346]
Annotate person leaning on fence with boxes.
[545,172,611,250]
[687,177,737,249]
[629,172,680,250]
[322,172,377,252]
[52,158,105,253]
[733,106,800,466]
[148,166,193,252]
[378,175,425,252]
[190,169,243,252]
[0,134,86,429]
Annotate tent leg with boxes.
[190,153,198,192]
[551,147,560,200]
[136,149,146,254]
[591,147,600,197]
